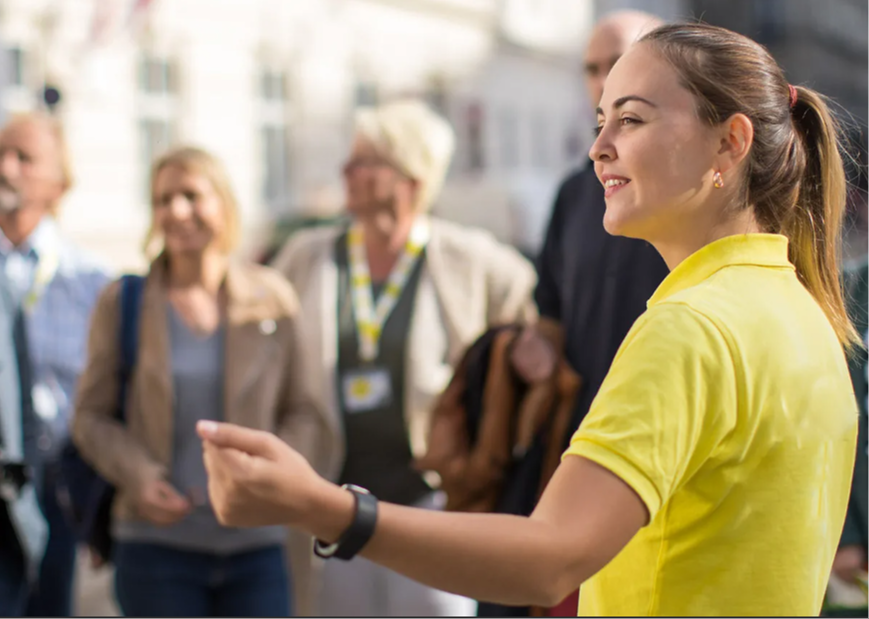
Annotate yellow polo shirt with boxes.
[564,234,858,617]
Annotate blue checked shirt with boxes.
[0,217,112,461]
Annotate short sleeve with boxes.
[563,303,738,521]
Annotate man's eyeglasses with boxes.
[342,156,404,177]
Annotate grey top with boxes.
[113,304,285,555]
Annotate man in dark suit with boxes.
[827,256,868,617]
[0,273,46,616]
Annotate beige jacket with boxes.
[71,256,328,608]
[272,215,538,615]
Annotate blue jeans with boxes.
[0,502,27,616]
[114,542,291,617]
[25,464,77,617]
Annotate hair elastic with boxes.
[788,84,798,110]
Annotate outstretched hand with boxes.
[197,420,328,529]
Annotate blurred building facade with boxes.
[595,0,868,260]
[0,0,592,270]
[595,0,868,125]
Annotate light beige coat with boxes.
[271,215,538,615]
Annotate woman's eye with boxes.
[595,117,640,136]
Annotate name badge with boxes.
[342,367,393,413]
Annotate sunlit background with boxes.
[0,0,865,278]
[0,0,864,614]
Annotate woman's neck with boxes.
[653,205,763,271]
[166,249,228,294]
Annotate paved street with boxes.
[73,551,119,617]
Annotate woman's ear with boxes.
[716,113,754,175]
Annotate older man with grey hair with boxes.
[0,112,111,617]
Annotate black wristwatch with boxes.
[313,484,378,561]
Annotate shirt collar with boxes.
[648,233,794,308]
[0,216,58,261]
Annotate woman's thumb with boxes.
[197,421,276,458]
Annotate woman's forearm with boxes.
[305,484,584,607]
[201,425,645,608]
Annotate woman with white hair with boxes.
[272,99,537,616]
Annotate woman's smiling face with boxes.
[590,43,722,243]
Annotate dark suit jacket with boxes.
[0,274,46,569]
[842,257,868,550]
[534,163,669,443]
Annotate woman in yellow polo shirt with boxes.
[195,23,861,617]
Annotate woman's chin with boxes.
[165,240,212,256]
[602,211,627,237]
[602,209,650,241]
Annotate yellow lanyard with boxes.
[22,249,59,313]
[347,219,429,362]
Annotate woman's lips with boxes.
[604,179,631,198]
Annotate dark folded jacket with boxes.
[417,325,581,617]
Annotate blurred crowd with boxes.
[0,7,866,619]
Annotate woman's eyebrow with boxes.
[596,95,658,116]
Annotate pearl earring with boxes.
[713,171,724,189]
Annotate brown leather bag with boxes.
[416,325,582,514]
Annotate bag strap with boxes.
[116,275,145,424]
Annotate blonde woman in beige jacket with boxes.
[272,99,537,616]
[72,147,323,617]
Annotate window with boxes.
[137,53,179,202]
[354,81,379,108]
[466,102,485,172]
[139,56,175,94]
[424,74,448,117]
[261,124,289,209]
[257,66,291,212]
[260,69,286,102]
[753,0,784,44]
[139,118,175,189]
[498,107,520,170]
[532,113,549,168]
[564,124,582,162]
[6,47,24,87]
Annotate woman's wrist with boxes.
[304,479,356,544]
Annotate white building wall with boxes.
[593,0,689,21]
[438,47,588,253]
[0,0,591,270]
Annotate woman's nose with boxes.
[589,126,616,163]
[168,195,193,218]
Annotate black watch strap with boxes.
[314,484,378,561]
